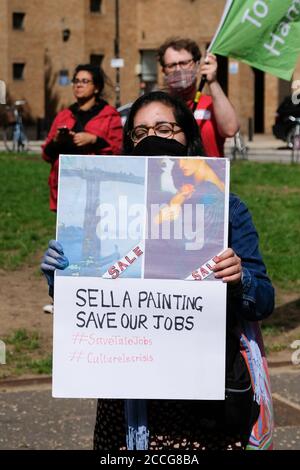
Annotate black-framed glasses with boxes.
[163,58,195,72]
[130,122,183,143]
[72,78,93,85]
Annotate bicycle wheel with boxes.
[3,125,16,152]
[230,146,237,161]
[18,127,29,152]
[287,128,294,149]
[231,132,248,161]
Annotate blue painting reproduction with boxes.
[56,155,228,280]
[144,157,228,280]
[56,155,146,278]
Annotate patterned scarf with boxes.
[240,320,274,450]
[125,399,149,450]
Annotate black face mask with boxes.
[131,136,187,156]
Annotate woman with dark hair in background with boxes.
[42,64,123,212]
[41,91,274,450]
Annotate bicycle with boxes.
[230,130,248,161]
[2,100,29,152]
[288,115,300,164]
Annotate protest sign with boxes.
[53,155,230,399]
[210,0,300,80]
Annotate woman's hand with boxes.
[53,127,72,143]
[178,184,195,199]
[41,240,69,292]
[212,248,242,285]
[72,131,97,147]
[154,204,181,224]
[154,184,195,224]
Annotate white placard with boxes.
[53,277,226,399]
[53,155,230,399]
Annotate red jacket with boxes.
[42,103,123,211]
[187,95,225,157]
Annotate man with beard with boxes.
[158,37,239,157]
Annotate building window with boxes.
[13,63,25,80]
[139,50,157,93]
[58,70,70,86]
[90,0,102,13]
[12,12,25,30]
[90,54,104,67]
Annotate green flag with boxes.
[210,0,300,80]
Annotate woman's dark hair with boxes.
[123,91,205,156]
[72,64,106,99]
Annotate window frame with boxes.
[12,12,26,30]
[13,62,25,81]
[90,54,104,67]
[90,0,102,14]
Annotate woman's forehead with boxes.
[134,102,175,124]
[75,70,92,78]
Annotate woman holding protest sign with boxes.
[41,91,274,450]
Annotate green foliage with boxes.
[231,161,300,291]
[264,343,287,355]
[7,355,52,377]
[0,157,299,374]
[0,155,299,292]
[5,328,40,351]
[23,356,52,375]
[0,153,56,269]
[261,324,284,336]
[2,329,52,377]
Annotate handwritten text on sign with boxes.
[53,277,226,400]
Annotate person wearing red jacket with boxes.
[42,64,123,211]
[158,38,239,157]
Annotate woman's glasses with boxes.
[72,78,93,85]
[130,122,183,143]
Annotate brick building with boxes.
[0,0,298,134]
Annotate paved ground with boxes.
[0,380,96,450]
[224,134,295,163]
[0,364,299,450]
[270,366,300,450]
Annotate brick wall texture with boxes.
[0,0,298,134]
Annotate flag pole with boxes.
[192,0,234,112]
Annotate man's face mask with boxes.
[164,68,198,94]
[131,135,187,156]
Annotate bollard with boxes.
[0,340,6,364]
[0,80,6,104]
[248,117,254,142]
